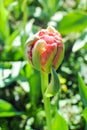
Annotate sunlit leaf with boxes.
[83,108,87,122]
[58,11,87,35]
[4,0,14,7]
[0,62,12,69]
[78,73,87,107]
[0,0,9,39]
[52,110,68,130]
[7,29,20,45]
[72,29,87,52]
[0,99,23,117]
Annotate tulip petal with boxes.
[53,41,64,69]
[42,43,57,72]
[26,34,39,45]
[32,39,47,71]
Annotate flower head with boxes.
[26,26,64,73]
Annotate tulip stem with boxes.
[41,71,52,130]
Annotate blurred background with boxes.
[0,0,87,130]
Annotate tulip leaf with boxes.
[52,110,68,130]
[78,73,87,107]
[45,67,60,97]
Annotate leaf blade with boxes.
[52,110,68,130]
[58,11,87,35]
[78,73,87,107]
[0,99,23,117]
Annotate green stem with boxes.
[41,71,52,130]
[21,0,28,47]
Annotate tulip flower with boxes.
[26,26,64,73]
[25,26,64,130]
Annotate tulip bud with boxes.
[25,26,64,73]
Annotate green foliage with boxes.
[58,11,87,35]
[83,108,87,130]
[78,73,87,107]
[0,0,9,39]
[0,99,23,117]
[38,0,59,15]
[29,70,41,104]
[45,67,60,97]
[83,108,87,122]
[0,0,87,129]
[52,110,68,130]
[72,29,87,52]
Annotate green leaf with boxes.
[45,67,60,97]
[72,29,87,52]
[0,99,23,117]
[0,0,9,39]
[78,73,87,107]
[83,108,87,122]
[58,11,87,35]
[4,0,14,7]
[38,0,48,10]
[0,76,20,88]
[7,29,20,45]
[83,108,87,130]
[29,70,41,104]
[0,62,12,69]
[38,0,59,16]
[52,110,68,130]
[47,0,59,14]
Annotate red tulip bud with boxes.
[26,26,64,73]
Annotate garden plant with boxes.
[0,0,87,130]
[25,26,65,130]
